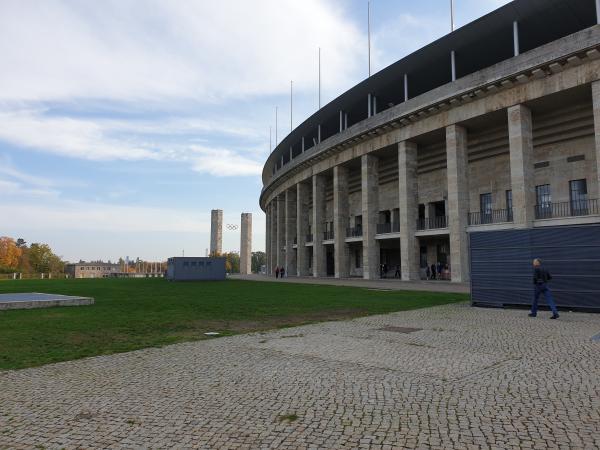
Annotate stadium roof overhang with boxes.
[262,0,596,187]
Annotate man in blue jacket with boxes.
[529,258,559,319]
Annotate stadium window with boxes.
[191,261,197,267]
[183,261,189,267]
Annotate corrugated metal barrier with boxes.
[470,224,600,311]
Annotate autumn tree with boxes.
[0,237,22,272]
[251,251,266,274]
[222,252,240,273]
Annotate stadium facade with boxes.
[260,0,600,284]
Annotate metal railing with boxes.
[306,234,313,243]
[535,199,599,219]
[323,231,334,240]
[377,223,391,234]
[468,208,514,225]
[417,216,448,231]
[346,227,363,238]
[376,222,400,234]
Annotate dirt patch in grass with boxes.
[166,308,366,339]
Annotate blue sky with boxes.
[0,0,510,262]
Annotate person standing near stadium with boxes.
[529,258,559,319]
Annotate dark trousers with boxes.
[532,283,558,315]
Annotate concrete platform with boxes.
[0,293,94,310]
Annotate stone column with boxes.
[285,188,297,276]
[210,209,223,256]
[333,165,350,278]
[277,196,285,269]
[362,154,380,279]
[270,201,277,274]
[265,205,270,275]
[296,181,310,276]
[398,141,420,280]
[312,174,327,277]
[240,213,252,274]
[508,104,535,227]
[593,82,600,198]
[446,124,470,283]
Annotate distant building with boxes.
[65,262,120,279]
[166,257,226,281]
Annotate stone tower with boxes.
[210,209,223,256]
[240,213,252,274]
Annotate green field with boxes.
[0,278,467,370]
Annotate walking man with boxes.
[275,266,280,279]
[530,258,559,319]
[280,266,285,278]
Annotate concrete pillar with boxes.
[593,82,600,198]
[265,206,270,275]
[312,174,327,277]
[508,104,535,227]
[446,124,470,282]
[285,188,297,276]
[277,195,285,270]
[271,202,278,273]
[398,141,420,281]
[240,213,252,275]
[210,209,223,256]
[362,154,380,279]
[296,182,310,276]
[333,165,350,278]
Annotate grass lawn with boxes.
[0,278,468,370]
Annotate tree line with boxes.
[0,237,65,274]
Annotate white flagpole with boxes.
[450,0,455,32]
[368,0,371,77]
[290,80,293,132]
[318,47,321,109]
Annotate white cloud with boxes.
[0,0,364,104]
[190,146,263,177]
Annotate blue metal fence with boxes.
[470,224,600,311]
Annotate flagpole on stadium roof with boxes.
[275,106,278,146]
[450,0,455,31]
[318,47,321,109]
[290,80,293,132]
[368,0,371,77]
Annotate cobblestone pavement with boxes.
[1,303,599,449]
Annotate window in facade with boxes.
[506,190,513,221]
[569,179,588,215]
[536,184,552,219]
[355,248,361,268]
[480,193,492,223]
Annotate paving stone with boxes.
[0,304,599,449]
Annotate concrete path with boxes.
[2,304,599,449]
[230,274,470,294]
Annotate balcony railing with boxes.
[346,227,363,238]
[468,208,514,226]
[323,230,334,240]
[535,199,599,220]
[417,216,448,231]
[306,233,313,243]
[377,222,400,234]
